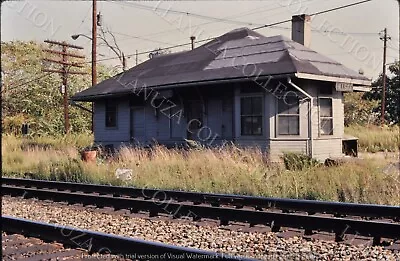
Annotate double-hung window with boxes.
[277,96,300,135]
[240,97,263,135]
[105,101,118,128]
[319,98,333,135]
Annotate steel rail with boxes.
[2,185,400,244]
[2,216,254,260]
[2,177,400,219]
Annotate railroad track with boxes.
[2,177,400,246]
[2,216,251,261]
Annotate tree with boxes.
[343,92,379,126]
[363,61,400,125]
[1,41,116,136]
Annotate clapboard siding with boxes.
[332,91,344,138]
[313,138,342,160]
[94,99,130,144]
[235,139,269,151]
[269,139,308,154]
[93,92,235,147]
[92,80,346,161]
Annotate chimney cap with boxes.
[292,14,311,22]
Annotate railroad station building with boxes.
[72,14,371,161]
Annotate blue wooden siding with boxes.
[93,80,345,161]
[93,99,130,147]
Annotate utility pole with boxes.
[397,1,400,61]
[91,0,97,132]
[136,50,138,65]
[190,36,196,50]
[92,0,97,87]
[379,28,391,126]
[42,40,86,134]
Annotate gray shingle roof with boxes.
[72,28,371,101]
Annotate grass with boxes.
[345,124,400,153]
[2,134,400,206]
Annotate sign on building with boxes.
[335,82,353,92]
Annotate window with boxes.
[319,98,333,135]
[277,96,300,135]
[105,101,117,128]
[240,97,262,135]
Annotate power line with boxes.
[311,0,372,16]
[252,0,372,31]
[109,1,284,41]
[73,4,92,34]
[108,0,322,46]
[113,1,265,27]
[256,24,380,36]
[325,47,383,56]
[3,72,52,93]
[85,0,374,65]
[111,31,176,45]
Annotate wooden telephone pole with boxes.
[379,28,391,126]
[91,0,98,133]
[42,40,86,134]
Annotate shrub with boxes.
[282,152,320,171]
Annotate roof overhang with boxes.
[71,73,295,102]
[352,86,372,92]
[295,72,371,87]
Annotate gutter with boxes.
[287,77,314,158]
[295,73,371,86]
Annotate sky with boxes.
[1,0,399,80]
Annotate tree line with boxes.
[1,41,117,136]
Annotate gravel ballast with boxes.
[2,196,399,261]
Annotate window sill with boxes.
[237,136,266,140]
[271,137,307,141]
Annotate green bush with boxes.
[282,152,320,171]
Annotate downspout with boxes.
[287,77,314,158]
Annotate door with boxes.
[131,107,145,144]
[186,100,203,140]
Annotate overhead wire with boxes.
[107,0,326,46]
[73,4,92,34]
[113,1,265,27]
[252,0,372,31]
[108,1,280,41]
[83,0,374,65]
[3,72,53,93]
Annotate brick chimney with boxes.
[291,14,311,48]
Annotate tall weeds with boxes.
[2,134,399,205]
[345,124,400,152]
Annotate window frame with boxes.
[318,97,334,136]
[105,100,118,129]
[276,95,300,136]
[240,95,263,136]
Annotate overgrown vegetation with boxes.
[3,135,399,206]
[345,125,400,152]
[2,41,398,207]
[282,152,320,171]
[344,62,399,126]
[1,41,116,136]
